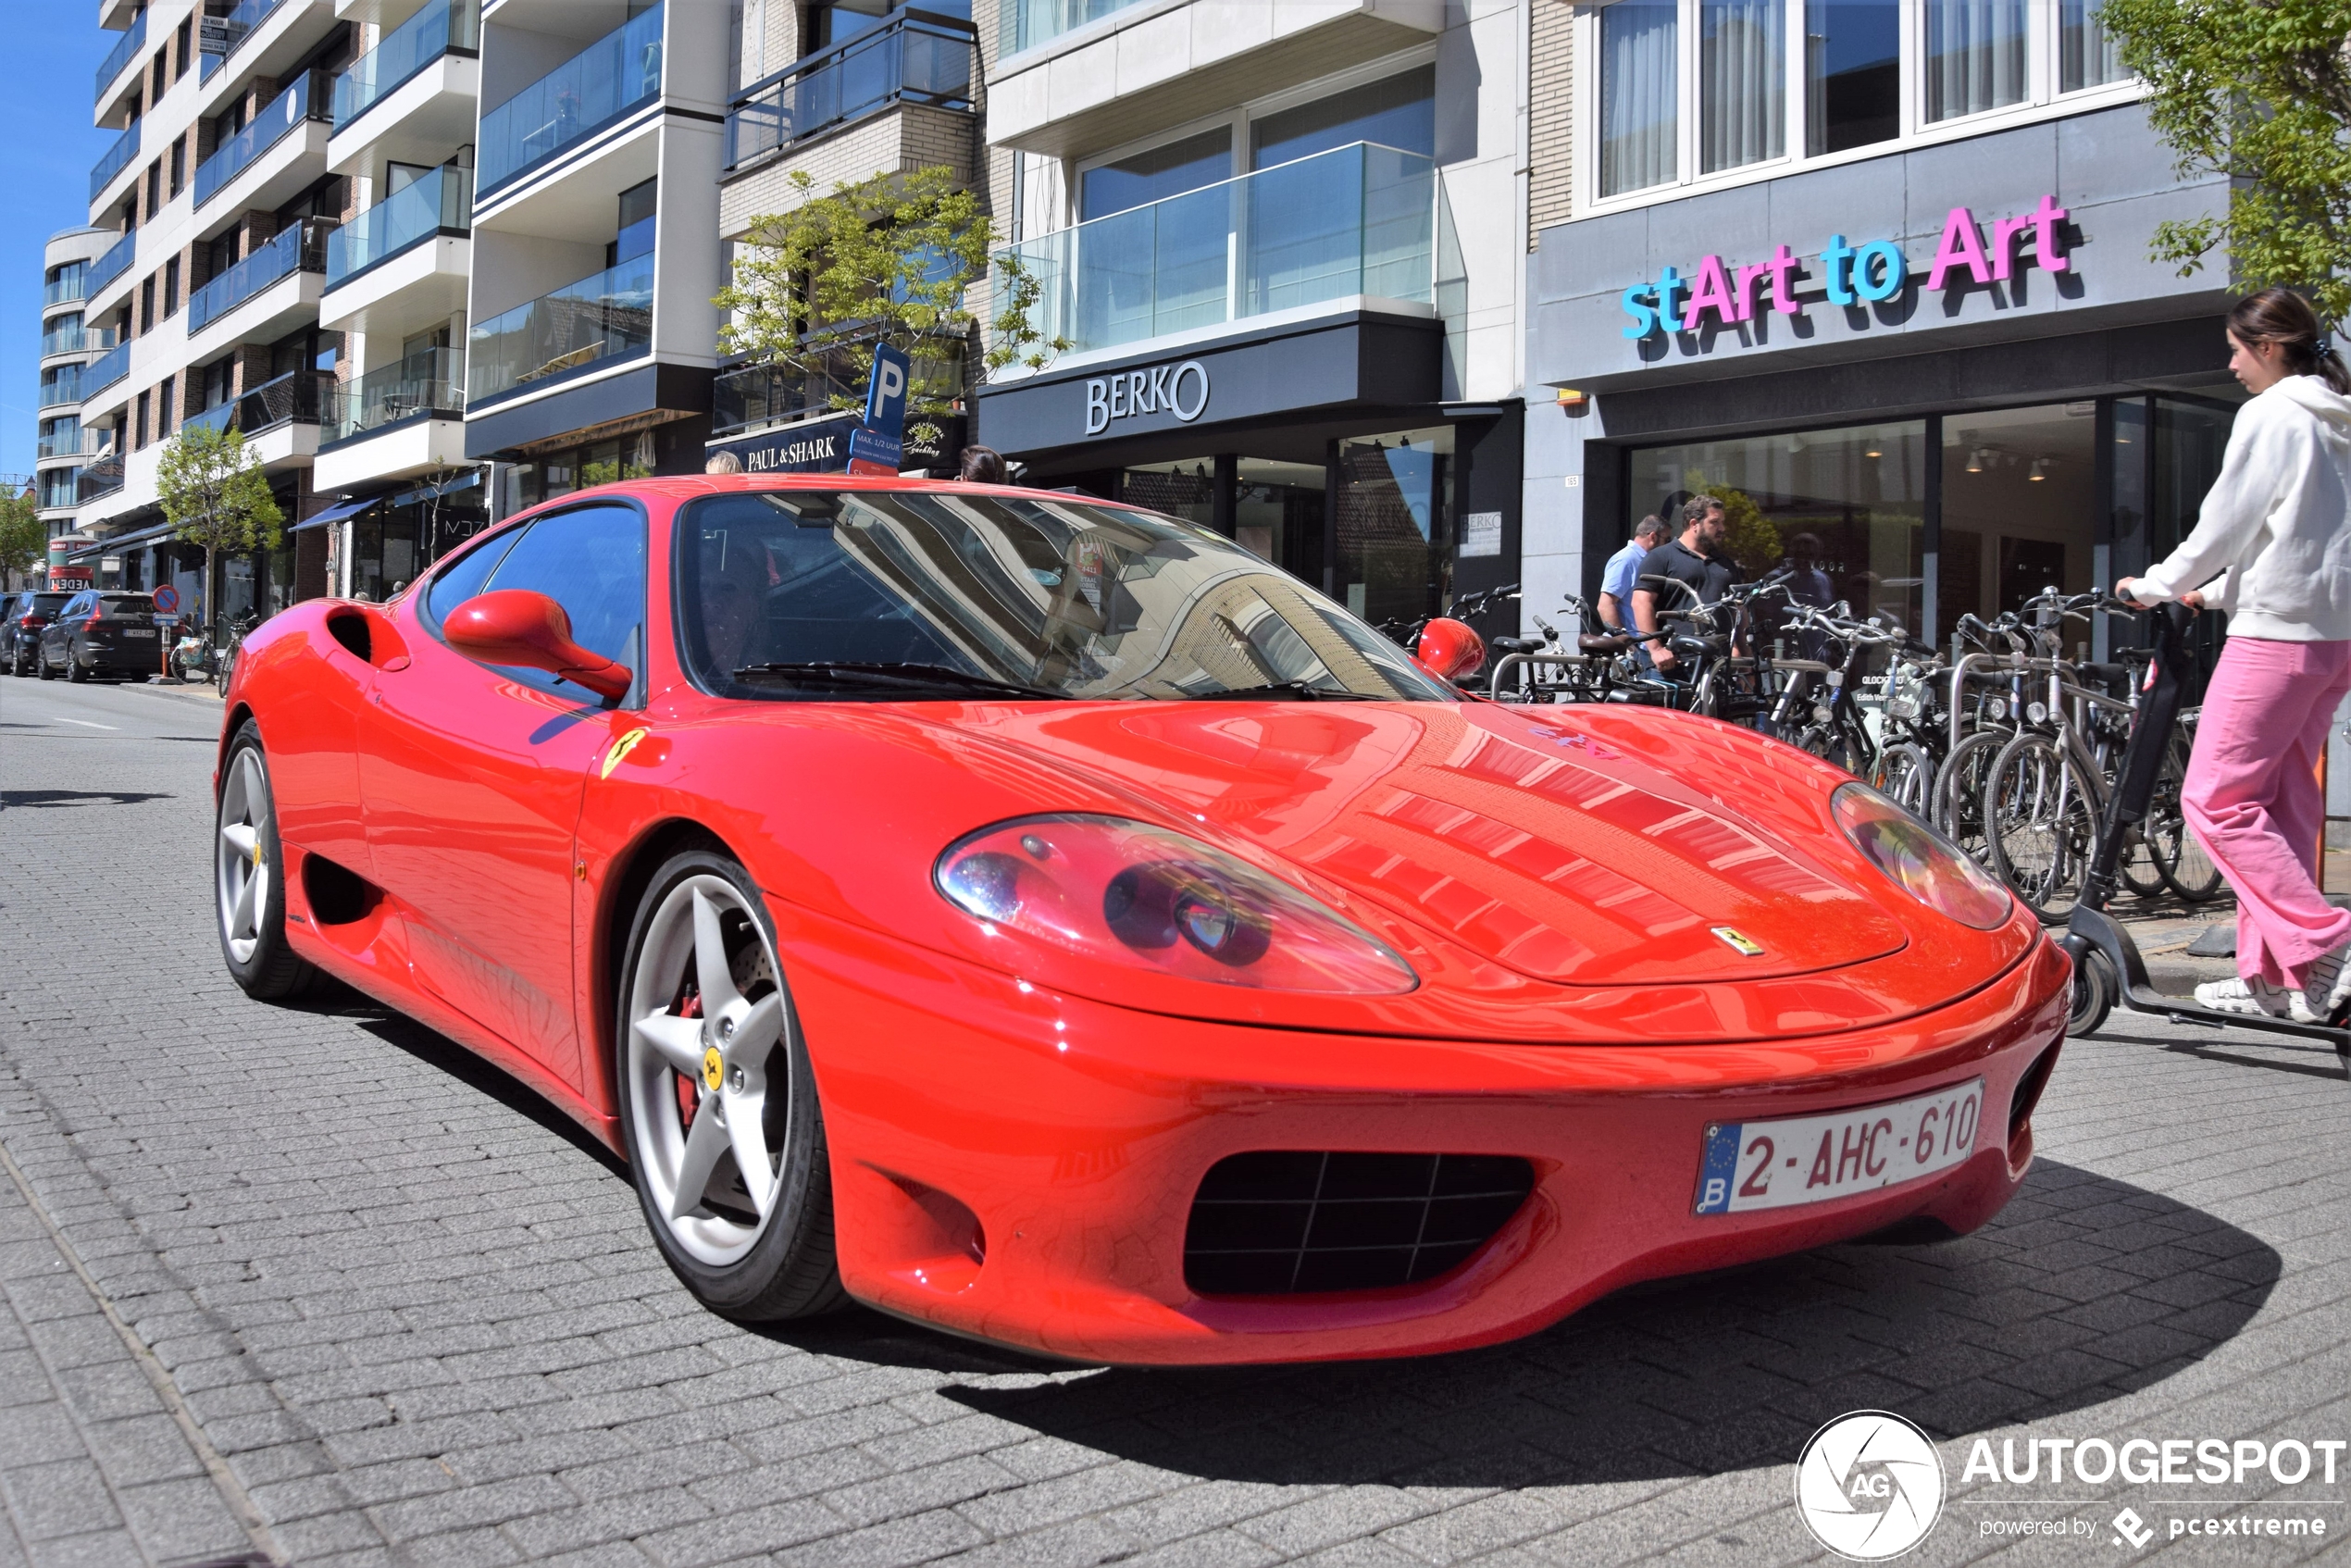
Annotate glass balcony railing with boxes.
[79,454,125,505]
[181,369,324,442]
[328,347,465,442]
[996,142,1436,358]
[83,341,131,397]
[334,0,481,129]
[88,232,134,297]
[726,12,975,170]
[711,342,964,436]
[38,421,81,459]
[189,218,329,334]
[39,369,84,409]
[42,322,115,358]
[91,120,140,202]
[1004,0,1147,56]
[477,4,663,195]
[326,165,472,288]
[194,72,328,208]
[201,0,290,81]
[468,254,653,404]
[45,264,89,306]
[96,11,146,99]
[39,468,81,511]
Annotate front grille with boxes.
[1183,1151,1535,1296]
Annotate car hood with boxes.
[952,701,1910,987]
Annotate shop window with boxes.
[1337,426,1453,631]
[1942,404,2096,628]
[1250,67,1436,170]
[1080,129,1233,222]
[1123,463,1215,530]
[1629,420,1927,639]
[1805,0,1899,155]
[1235,458,1325,586]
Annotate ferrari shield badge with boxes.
[1710,927,1766,957]
[601,728,651,779]
[701,1046,724,1093]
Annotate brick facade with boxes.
[1529,0,1573,249]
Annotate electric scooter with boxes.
[2059,601,2351,1061]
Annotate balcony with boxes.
[328,348,464,442]
[91,121,140,203]
[1002,0,1151,56]
[44,267,88,306]
[95,10,145,101]
[88,232,134,297]
[79,454,125,505]
[39,369,84,409]
[181,369,326,442]
[41,322,115,359]
[83,341,131,397]
[38,422,81,460]
[996,142,1435,357]
[712,342,963,436]
[334,0,480,131]
[726,11,975,170]
[326,166,471,288]
[467,254,653,405]
[476,4,663,198]
[195,73,329,208]
[201,0,291,81]
[38,468,81,511]
[189,220,328,335]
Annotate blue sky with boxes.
[1,11,115,480]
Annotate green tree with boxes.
[0,485,43,588]
[715,166,993,447]
[155,423,282,628]
[2100,0,2351,320]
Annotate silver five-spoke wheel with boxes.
[217,747,271,965]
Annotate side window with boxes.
[479,504,648,698]
[426,524,528,631]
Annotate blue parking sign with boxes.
[863,343,911,440]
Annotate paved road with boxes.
[5,676,2351,1567]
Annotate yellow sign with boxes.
[601,728,650,779]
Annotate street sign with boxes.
[863,343,911,440]
[845,426,903,477]
[153,584,180,614]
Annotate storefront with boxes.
[1527,88,2242,664]
[976,309,1524,639]
[335,471,491,603]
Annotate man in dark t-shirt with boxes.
[1632,494,1738,672]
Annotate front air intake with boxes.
[1183,1151,1535,1296]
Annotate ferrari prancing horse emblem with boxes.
[602,728,652,779]
[701,1045,725,1093]
[1710,927,1766,957]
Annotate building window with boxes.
[145,159,162,218]
[1587,0,2133,207]
[1080,129,1233,222]
[1250,67,1435,168]
[157,375,175,438]
[169,134,185,196]
[140,275,155,333]
[164,257,180,318]
[135,389,150,449]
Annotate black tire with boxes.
[65,643,85,683]
[615,848,847,1322]
[1871,740,1935,816]
[2153,729,2224,902]
[215,721,324,1000]
[2069,946,2114,1038]
[34,644,53,679]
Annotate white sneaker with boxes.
[2196,975,2319,1023]
[2302,942,2351,1023]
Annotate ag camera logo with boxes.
[1795,1411,1947,1560]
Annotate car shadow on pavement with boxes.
[932,1159,2277,1486]
[3,788,175,808]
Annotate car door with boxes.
[358,502,649,1089]
[44,592,90,668]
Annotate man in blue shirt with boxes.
[1598,515,1667,633]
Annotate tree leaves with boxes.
[155,424,283,621]
[2103,0,2351,321]
[0,486,44,584]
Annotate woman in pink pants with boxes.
[2121,289,2351,1022]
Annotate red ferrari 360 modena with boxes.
[213,475,2067,1364]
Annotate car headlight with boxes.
[1831,782,2014,930]
[935,815,1418,994]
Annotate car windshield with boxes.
[18,595,68,617]
[676,490,1452,702]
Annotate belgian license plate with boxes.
[1693,1078,1984,1215]
[123,628,156,638]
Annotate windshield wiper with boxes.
[1187,679,1385,702]
[731,661,1069,700]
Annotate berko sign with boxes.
[1084,359,1209,435]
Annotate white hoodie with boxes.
[2125,375,2351,641]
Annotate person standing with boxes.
[1634,494,1737,673]
[1598,515,1667,632]
[2118,288,2351,1022]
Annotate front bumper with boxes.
[780,908,2070,1365]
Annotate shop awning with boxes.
[65,520,175,561]
[292,495,379,531]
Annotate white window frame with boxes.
[1064,45,1442,230]
[1573,0,2142,219]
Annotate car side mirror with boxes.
[444,590,631,701]
[1413,616,1486,683]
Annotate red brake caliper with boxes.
[674,988,703,1126]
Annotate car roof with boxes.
[525,474,1128,507]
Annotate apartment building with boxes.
[967,0,1534,633]
[1523,0,2234,663]
[35,227,119,548]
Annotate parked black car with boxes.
[4,592,69,678]
[38,591,163,682]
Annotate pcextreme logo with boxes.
[1795,1412,1947,1560]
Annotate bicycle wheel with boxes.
[1986,732,2099,922]
[2150,729,2224,902]
[1871,740,1935,816]
[1934,728,2009,865]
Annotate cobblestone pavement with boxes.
[5,677,2351,1567]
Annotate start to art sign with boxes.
[1618,194,2072,340]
